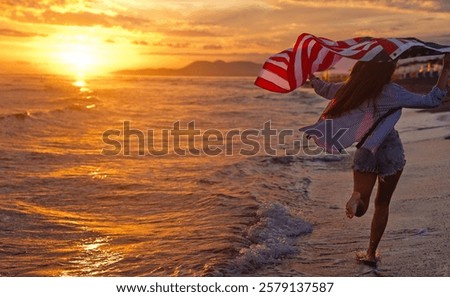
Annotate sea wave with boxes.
[0,102,99,136]
[0,111,33,121]
[197,154,316,276]
[224,203,312,275]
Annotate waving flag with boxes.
[255,33,450,93]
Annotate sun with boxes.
[60,44,95,71]
[43,33,143,76]
[58,42,98,75]
[49,35,109,76]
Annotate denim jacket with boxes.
[300,78,447,153]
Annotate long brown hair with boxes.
[323,60,396,118]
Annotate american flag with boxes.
[255,33,450,93]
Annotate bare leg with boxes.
[346,171,377,218]
[366,170,403,262]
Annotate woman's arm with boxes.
[309,74,344,100]
[393,54,449,109]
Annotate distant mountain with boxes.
[114,60,262,77]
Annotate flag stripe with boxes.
[255,33,450,93]
[266,59,288,70]
[254,76,290,93]
[257,69,290,91]
[262,61,289,80]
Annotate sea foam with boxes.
[226,202,312,275]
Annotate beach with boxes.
[254,108,450,277]
[0,74,449,277]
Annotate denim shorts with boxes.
[353,130,406,177]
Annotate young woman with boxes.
[306,53,450,265]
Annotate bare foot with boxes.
[346,192,361,218]
[356,250,379,267]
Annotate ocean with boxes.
[1,74,446,276]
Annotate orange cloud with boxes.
[279,0,450,12]
[3,9,149,29]
[203,44,223,50]
[153,41,191,49]
[0,28,47,37]
[162,28,225,37]
[0,0,150,30]
[132,40,149,46]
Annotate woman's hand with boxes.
[309,74,319,87]
[309,74,318,81]
[436,53,450,91]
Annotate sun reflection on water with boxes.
[84,238,106,251]
[89,167,108,179]
[70,75,97,109]
[72,80,86,88]
[62,237,124,276]
[72,74,92,92]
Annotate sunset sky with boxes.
[1,0,449,75]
